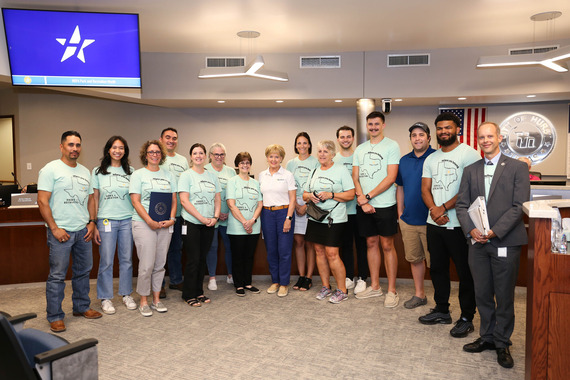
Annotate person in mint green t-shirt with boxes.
[205,142,236,290]
[129,140,176,317]
[90,136,136,315]
[37,130,100,331]
[286,132,319,292]
[179,143,221,307]
[226,152,263,296]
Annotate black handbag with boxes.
[305,169,338,223]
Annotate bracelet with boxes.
[170,217,176,221]
[331,192,335,199]
[442,203,448,212]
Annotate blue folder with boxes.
[149,192,172,222]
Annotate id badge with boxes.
[182,224,187,235]
[498,247,507,257]
[103,219,111,232]
[169,225,174,233]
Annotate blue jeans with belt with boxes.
[261,208,294,286]
[46,227,92,322]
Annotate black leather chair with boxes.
[0,313,98,380]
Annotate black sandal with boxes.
[293,276,306,290]
[197,295,211,304]
[186,298,201,307]
[300,277,312,291]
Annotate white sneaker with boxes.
[208,278,218,290]
[101,299,115,315]
[345,277,355,290]
[354,278,366,294]
[226,276,234,284]
[122,295,137,310]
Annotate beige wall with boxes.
[11,91,569,186]
[0,116,13,182]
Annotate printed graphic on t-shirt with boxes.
[293,166,313,191]
[101,173,130,200]
[313,176,334,191]
[193,180,217,205]
[235,185,260,212]
[359,151,383,179]
[167,162,186,178]
[64,175,89,205]
[142,178,171,201]
[433,159,459,191]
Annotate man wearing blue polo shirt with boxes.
[396,122,435,309]
[38,131,102,333]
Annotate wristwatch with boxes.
[365,194,371,200]
[286,216,292,220]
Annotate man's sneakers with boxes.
[450,317,474,338]
[354,286,383,299]
[419,308,452,325]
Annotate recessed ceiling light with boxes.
[394,99,403,102]
[217,100,226,103]
[527,94,537,98]
[334,99,343,103]
[275,100,284,103]
[458,97,467,100]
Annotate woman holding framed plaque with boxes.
[129,140,176,317]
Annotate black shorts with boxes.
[356,204,398,237]
[305,220,347,247]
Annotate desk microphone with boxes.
[11,172,22,191]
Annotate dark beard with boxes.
[437,135,457,147]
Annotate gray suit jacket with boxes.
[456,154,530,247]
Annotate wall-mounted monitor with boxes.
[2,8,141,88]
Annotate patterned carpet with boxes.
[0,277,526,379]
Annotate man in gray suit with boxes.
[456,121,530,369]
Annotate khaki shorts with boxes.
[399,218,430,267]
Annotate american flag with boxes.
[439,108,487,157]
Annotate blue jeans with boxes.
[206,225,233,276]
[46,227,92,322]
[96,219,133,300]
[164,216,184,285]
[261,208,294,286]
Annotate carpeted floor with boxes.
[0,277,526,379]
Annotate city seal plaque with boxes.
[154,201,167,216]
[498,111,556,165]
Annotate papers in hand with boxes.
[468,196,490,244]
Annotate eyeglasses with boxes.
[212,153,226,158]
[239,161,251,166]
[147,151,161,156]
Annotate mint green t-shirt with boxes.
[422,143,481,227]
[353,137,400,208]
[37,159,91,232]
[226,175,263,235]
[129,167,176,223]
[90,166,134,220]
[178,169,221,225]
[303,163,354,224]
[333,152,357,215]
[286,156,320,199]
[205,163,236,227]
[160,153,189,217]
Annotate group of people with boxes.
[37,111,529,369]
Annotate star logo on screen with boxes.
[56,26,95,63]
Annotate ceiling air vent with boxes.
[300,56,341,68]
[206,57,245,68]
[387,54,430,67]
[509,45,558,55]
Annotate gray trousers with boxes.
[132,221,172,296]
[468,243,521,348]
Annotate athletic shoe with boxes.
[403,296,428,309]
[345,277,355,290]
[316,286,332,300]
[329,289,348,304]
[122,295,137,310]
[150,302,168,313]
[418,309,452,325]
[267,283,280,294]
[139,304,152,317]
[208,278,218,290]
[227,276,234,284]
[101,299,115,315]
[354,278,367,294]
[450,317,475,338]
[354,286,383,299]
[384,291,399,308]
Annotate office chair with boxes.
[0,312,98,380]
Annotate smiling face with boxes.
[109,139,125,164]
[60,135,81,164]
[191,146,206,166]
[238,159,251,175]
[477,122,502,159]
[367,117,385,139]
[410,128,430,154]
[266,151,283,170]
[160,130,178,155]
[436,120,459,147]
[337,129,354,150]
[210,146,226,168]
[146,143,162,167]
[295,136,310,156]
[317,146,333,166]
